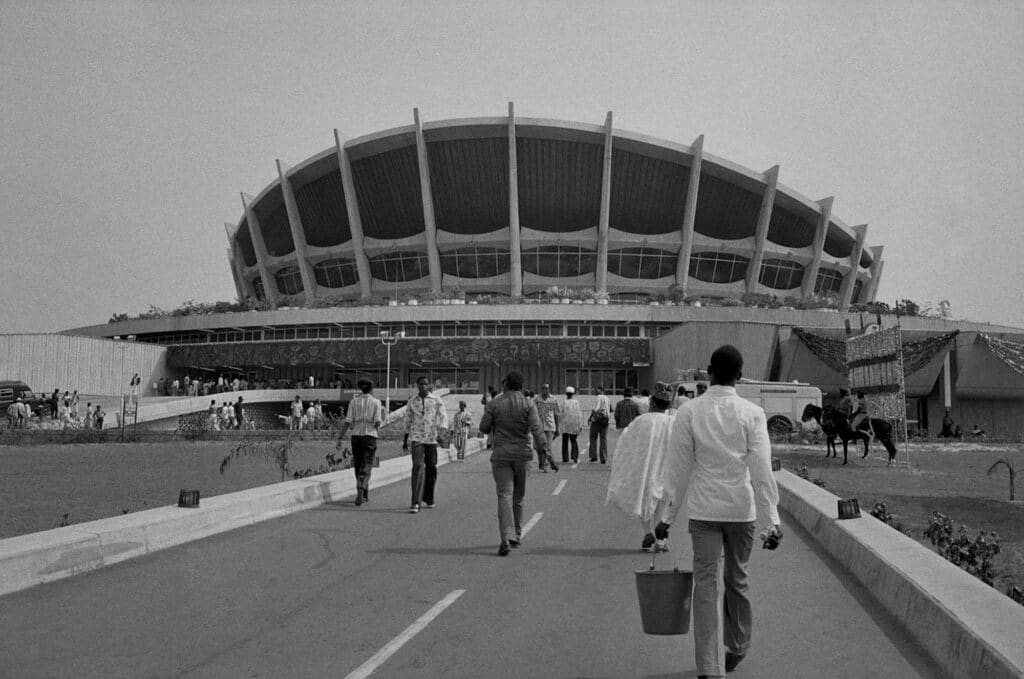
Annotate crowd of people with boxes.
[4,388,107,431]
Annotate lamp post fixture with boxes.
[379,329,405,413]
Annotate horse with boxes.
[801,404,898,466]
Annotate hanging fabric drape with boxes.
[792,328,958,377]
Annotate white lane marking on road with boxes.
[553,480,567,495]
[520,512,543,537]
[344,589,466,679]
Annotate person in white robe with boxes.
[605,381,679,552]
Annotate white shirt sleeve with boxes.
[746,408,781,528]
[665,405,695,525]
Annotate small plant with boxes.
[923,512,1001,586]
[868,502,911,536]
[795,465,826,487]
[987,458,1017,500]
[219,434,297,481]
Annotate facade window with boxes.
[758,259,804,290]
[564,369,638,396]
[609,292,652,304]
[368,251,430,282]
[814,268,845,296]
[313,258,359,288]
[522,246,597,278]
[608,248,677,279]
[274,267,304,295]
[689,252,749,284]
[852,279,864,304]
[252,277,266,301]
[439,247,511,278]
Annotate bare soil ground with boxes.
[0,437,406,539]
[773,441,1024,597]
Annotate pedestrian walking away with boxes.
[559,386,584,464]
[656,345,783,679]
[614,387,640,432]
[400,376,449,513]
[588,386,610,463]
[478,371,550,556]
[605,381,677,553]
[337,378,384,506]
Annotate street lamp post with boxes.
[379,330,405,413]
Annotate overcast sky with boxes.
[2,1,1022,333]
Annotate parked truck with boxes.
[672,378,822,434]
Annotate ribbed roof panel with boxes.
[694,173,761,240]
[609,148,688,235]
[236,220,257,267]
[428,137,509,235]
[253,186,293,257]
[351,144,424,239]
[516,138,602,232]
[295,169,350,247]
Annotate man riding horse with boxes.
[802,390,897,465]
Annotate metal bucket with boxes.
[635,561,693,635]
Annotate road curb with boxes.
[776,468,1024,679]
[0,439,484,598]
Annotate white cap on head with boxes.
[565,386,575,394]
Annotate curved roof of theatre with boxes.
[231,115,874,269]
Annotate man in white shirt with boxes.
[338,378,384,506]
[657,345,783,679]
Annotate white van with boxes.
[672,379,821,434]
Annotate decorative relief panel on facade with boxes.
[168,337,650,369]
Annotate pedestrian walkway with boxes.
[0,436,947,678]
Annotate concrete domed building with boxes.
[227,106,880,310]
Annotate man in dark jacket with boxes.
[479,371,549,556]
[614,388,641,431]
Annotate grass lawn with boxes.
[0,437,407,540]
[773,441,1024,597]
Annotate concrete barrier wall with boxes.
[0,438,480,598]
[776,469,1024,679]
[0,333,167,396]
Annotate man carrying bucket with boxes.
[657,345,782,679]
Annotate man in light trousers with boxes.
[656,345,783,679]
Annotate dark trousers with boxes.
[537,431,558,469]
[588,423,608,461]
[491,458,528,543]
[351,435,377,496]
[411,443,438,506]
[561,433,579,462]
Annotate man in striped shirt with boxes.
[338,378,384,506]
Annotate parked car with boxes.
[0,380,48,417]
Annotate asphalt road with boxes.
[0,433,947,679]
